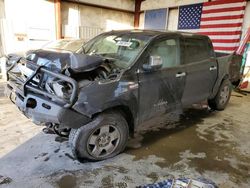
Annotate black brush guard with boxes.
[7,58,78,108]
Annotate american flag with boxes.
[178,0,247,53]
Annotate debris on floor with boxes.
[0,175,12,185]
[140,177,218,188]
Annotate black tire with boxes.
[208,79,232,111]
[69,111,129,161]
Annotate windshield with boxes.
[83,33,152,68]
[44,39,85,52]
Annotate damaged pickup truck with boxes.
[6,30,233,161]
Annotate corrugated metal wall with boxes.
[62,25,104,41]
[79,26,104,41]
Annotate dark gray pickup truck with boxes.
[6,30,233,161]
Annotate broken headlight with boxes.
[45,78,73,101]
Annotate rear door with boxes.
[138,36,186,123]
[182,37,217,106]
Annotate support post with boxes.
[134,0,143,28]
[54,0,62,39]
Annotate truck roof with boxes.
[106,29,209,39]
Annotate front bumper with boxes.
[6,83,91,128]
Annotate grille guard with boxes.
[7,58,78,108]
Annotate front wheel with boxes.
[69,111,129,161]
[208,79,232,111]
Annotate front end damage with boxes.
[6,58,92,128]
[5,50,122,129]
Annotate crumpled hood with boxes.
[26,49,104,72]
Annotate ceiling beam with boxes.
[62,0,134,14]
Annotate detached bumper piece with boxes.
[6,59,91,128]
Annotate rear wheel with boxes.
[69,111,129,161]
[208,79,232,110]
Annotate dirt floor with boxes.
[0,81,250,188]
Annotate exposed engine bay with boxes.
[66,59,121,81]
[43,60,121,101]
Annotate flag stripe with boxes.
[201,14,244,21]
[202,6,245,14]
[200,23,242,28]
[213,42,240,47]
[202,2,246,10]
[214,46,239,51]
[198,31,242,35]
[203,0,245,6]
[198,32,242,36]
[209,35,241,40]
[201,11,244,18]
[211,39,240,43]
[201,19,243,25]
[181,27,242,32]
[204,27,242,31]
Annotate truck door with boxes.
[138,37,186,123]
[181,37,217,106]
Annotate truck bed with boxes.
[216,52,242,86]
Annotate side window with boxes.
[149,38,179,68]
[184,38,210,64]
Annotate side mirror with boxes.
[143,56,163,71]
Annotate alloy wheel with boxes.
[87,124,120,158]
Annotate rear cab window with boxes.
[184,36,214,64]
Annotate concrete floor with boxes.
[0,81,250,188]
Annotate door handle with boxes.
[176,72,186,78]
[209,66,217,71]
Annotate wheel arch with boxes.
[210,73,230,99]
[92,105,135,137]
